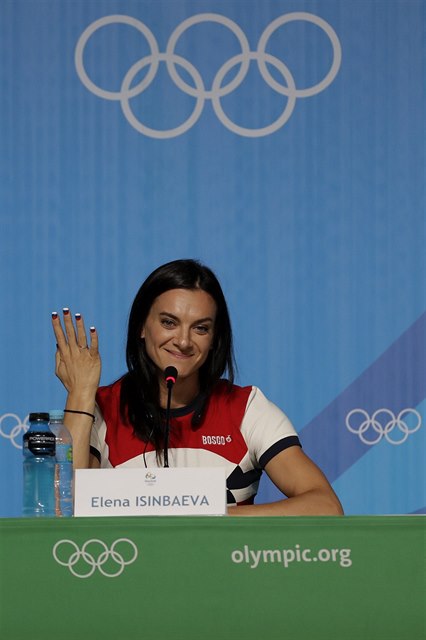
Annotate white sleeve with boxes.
[241,386,300,468]
[89,404,111,467]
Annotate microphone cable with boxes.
[163,366,178,468]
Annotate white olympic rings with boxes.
[0,413,29,449]
[75,12,342,138]
[52,538,138,578]
[345,408,422,445]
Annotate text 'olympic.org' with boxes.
[231,544,352,569]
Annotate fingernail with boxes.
[52,312,58,319]
[75,313,81,320]
[63,308,70,315]
[90,326,96,333]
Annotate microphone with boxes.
[163,366,178,468]
[164,366,178,389]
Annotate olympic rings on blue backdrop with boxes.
[345,408,422,445]
[0,413,29,449]
[75,12,342,138]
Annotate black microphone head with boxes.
[164,366,178,385]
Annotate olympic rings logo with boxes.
[75,12,342,138]
[0,413,29,449]
[345,408,422,445]
[52,538,138,578]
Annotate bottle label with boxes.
[56,443,73,463]
[24,432,56,456]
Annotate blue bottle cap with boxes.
[49,410,64,421]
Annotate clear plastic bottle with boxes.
[23,412,56,517]
[49,410,73,517]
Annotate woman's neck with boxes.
[159,375,199,409]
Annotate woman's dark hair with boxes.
[120,259,235,448]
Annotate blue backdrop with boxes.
[1,0,424,516]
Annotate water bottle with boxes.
[49,410,73,517]
[23,412,56,517]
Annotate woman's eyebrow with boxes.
[159,311,214,323]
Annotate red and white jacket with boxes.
[91,379,300,505]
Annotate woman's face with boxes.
[141,288,217,383]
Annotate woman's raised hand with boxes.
[51,309,101,396]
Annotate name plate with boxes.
[74,467,227,516]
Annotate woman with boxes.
[52,259,343,516]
